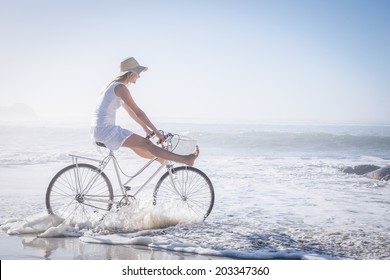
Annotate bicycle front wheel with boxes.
[46,163,113,224]
[153,166,214,221]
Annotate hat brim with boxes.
[119,65,148,76]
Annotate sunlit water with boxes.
[1,122,390,259]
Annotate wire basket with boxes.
[167,135,197,155]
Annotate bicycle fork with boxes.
[153,165,188,204]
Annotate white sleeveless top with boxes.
[92,82,123,127]
[91,82,133,150]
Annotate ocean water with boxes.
[1,121,390,259]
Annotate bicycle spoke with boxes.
[46,164,113,223]
[154,166,214,221]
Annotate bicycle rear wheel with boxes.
[153,166,214,221]
[46,163,113,224]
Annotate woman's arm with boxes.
[122,102,152,136]
[115,84,164,141]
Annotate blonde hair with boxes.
[113,72,130,82]
[100,72,131,94]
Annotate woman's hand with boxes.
[155,130,166,144]
[144,127,154,138]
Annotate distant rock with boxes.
[0,103,37,120]
[341,164,381,175]
[365,166,390,181]
[342,164,390,181]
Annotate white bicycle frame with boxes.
[68,138,181,207]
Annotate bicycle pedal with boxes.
[124,186,131,191]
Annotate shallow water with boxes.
[1,122,390,259]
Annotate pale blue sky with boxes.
[0,0,389,124]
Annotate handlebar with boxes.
[145,130,174,143]
[146,131,196,155]
[145,132,154,139]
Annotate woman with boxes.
[91,57,199,166]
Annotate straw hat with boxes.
[119,57,148,75]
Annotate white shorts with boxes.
[92,125,133,151]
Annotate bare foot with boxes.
[185,145,200,166]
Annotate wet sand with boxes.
[0,232,233,260]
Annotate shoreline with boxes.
[0,233,234,260]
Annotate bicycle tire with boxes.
[153,166,214,221]
[46,163,114,223]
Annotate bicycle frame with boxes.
[68,150,177,207]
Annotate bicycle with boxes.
[45,131,215,225]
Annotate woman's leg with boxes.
[131,147,165,164]
[122,134,199,166]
